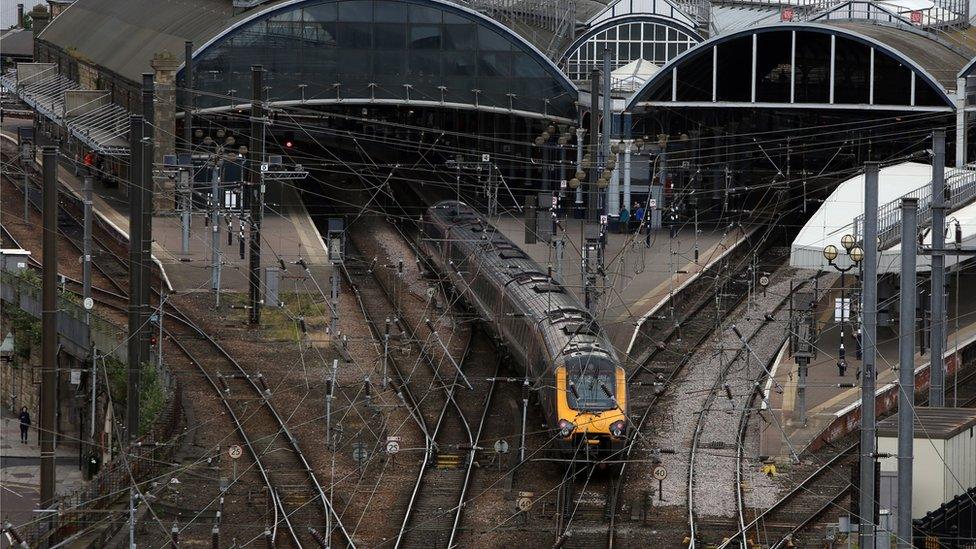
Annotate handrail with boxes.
[853,164,976,249]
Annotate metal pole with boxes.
[23,161,29,222]
[183,41,193,154]
[602,47,612,164]
[575,127,585,210]
[897,197,918,549]
[180,169,190,255]
[929,129,946,407]
[40,146,59,514]
[859,161,880,549]
[588,68,600,223]
[127,116,145,442]
[520,376,529,463]
[248,65,265,325]
[141,74,154,382]
[83,175,93,325]
[211,163,221,304]
[130,487,137,548]
[623,112,632,212]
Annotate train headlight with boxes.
[610,420,626,438]
[558,419,575,438]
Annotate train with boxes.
[423,200,628,462]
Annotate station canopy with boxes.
[38,0,579,120]
[625,22,969,112]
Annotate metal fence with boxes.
[0,270,182,546]
[854,165,976,249]
[0,270,128,363]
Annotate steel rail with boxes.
[719,443,858,547]
[342,226,478,549]
[162,328,304,548]
[3,152,355,547]
[607,228,782,548]
[769,483,853,549]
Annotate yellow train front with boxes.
[553,353,628,460]
[423,201,628,463]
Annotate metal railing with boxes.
[0,270,127,363]
[0,271,181,547]
[853,165,976,249]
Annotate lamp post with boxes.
[823,236,864,377]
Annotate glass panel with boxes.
[410,25,441,49]
[833,37,870,104]
[373,50,404,77]
[409,3,441,23]
[337,0,372,21]
[337,22,371,48]
[756,32,791,103]
[479,51,510,77]
[873,51,911,105]
[794,31,830,103]
[407,50,440,76]
[374,0,407,22]
[444,51,476,76]
[716,37,752,101]
[444,24,476,50]
[304,3,337,22]
[374,23,406,49]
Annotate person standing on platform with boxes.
[618,206,629,234]
[83,151,94,176]
[634,203,645,234]
[18,406,31,444]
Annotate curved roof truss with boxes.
[562,14,703,62]
[183,0,579,119]
[626,23,956,112]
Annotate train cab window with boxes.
[565,356,617,412]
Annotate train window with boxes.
[565,357,617,411]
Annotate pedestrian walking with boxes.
[83,151,94,176]
[73,152,81,176]
[618,206,629,234]
[634,203,645,234]
[18,406,31,443]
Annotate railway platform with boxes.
[761,274,976,460]
[2,120,331,295]
[492,215,747,354]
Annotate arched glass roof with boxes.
[562,15,702,81]
[626,23,963,112]
[187,0,579,119]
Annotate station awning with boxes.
[0,64,130,156]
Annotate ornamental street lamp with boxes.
[824,235,864,376]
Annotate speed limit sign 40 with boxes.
[652,465,667,481]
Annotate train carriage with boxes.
[423,200,627,461]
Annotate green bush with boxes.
[104,357,165,436]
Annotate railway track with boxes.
[340,217,501,548]
[720,444,857,549]
[1,151,355,547]
[685,265,800,547]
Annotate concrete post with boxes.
[83,176,93,325]
[575,127,585,209]
[127,116,145,442]
[151,51,181,211]
[956,78,966,168]
[248,65,265,325]
[897,197,918,549]
[930,129,947,407]
[859,161,880,549]
[623,111,633,212]
[41,146,59,513]
[588,69,600,222]
[183,41,194,155]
